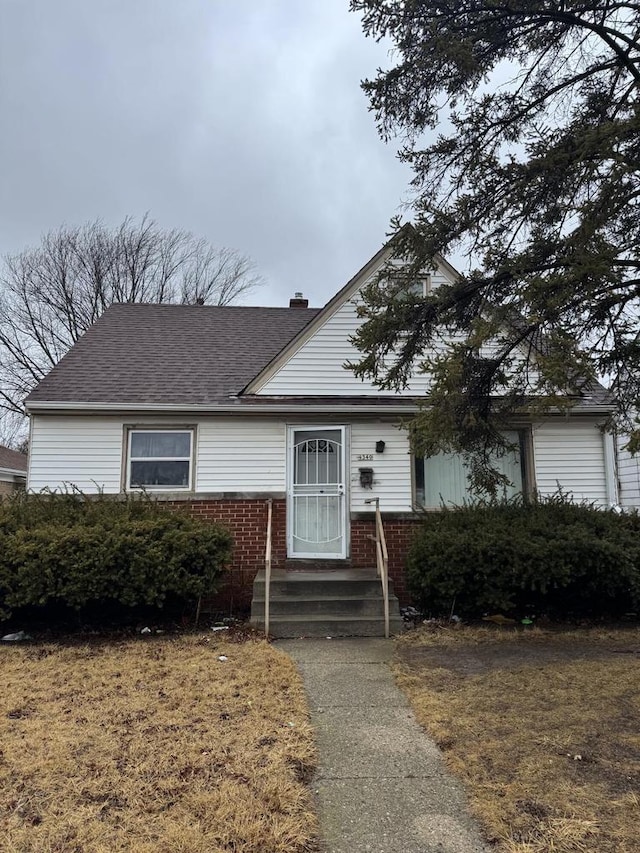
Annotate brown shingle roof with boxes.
[24,302,613,413]
[0,445,27,473]
[26,304,319,406]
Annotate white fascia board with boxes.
[25,400,614,416]
[25,400,422,415]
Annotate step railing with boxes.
[364,497,390,638]
[264,498,273,637]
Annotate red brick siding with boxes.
[174,498,287,610]
[351,516,421,605]
[177,499,421,610]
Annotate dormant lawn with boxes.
[395,626,640,853]
[0,634,318,853]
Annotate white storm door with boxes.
[288,427,346,558]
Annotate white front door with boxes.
[287,426,346,559]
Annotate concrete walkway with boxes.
[278,638,489,853]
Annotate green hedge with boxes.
[406,497,640,620]
[0,492,233,620]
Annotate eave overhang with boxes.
[0,467,27,478]
[25,398,615,416]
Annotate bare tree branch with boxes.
[0,216,263,420]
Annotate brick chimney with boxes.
[289,292,308,308]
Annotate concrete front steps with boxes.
[250,568,403,638]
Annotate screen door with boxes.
[288,427,346,558]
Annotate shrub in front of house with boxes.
[406,497,640,620]
[0,492,233,621]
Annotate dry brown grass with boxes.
[395,626,640,853]
[0,634,318,853]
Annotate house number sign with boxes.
[356,454,373,461]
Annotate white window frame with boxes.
[126,428,194,491]
[385,272,432,298]
[406,275,432,297]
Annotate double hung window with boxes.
[127,430,193,490]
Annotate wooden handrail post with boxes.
[364,497,390,639]
[264,498,273,638]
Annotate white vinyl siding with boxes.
[259,293,434,396]
[532,420,608,505]
[29,416,124,493]
[28,414,412,508]
[258,261,535,397]
[617,434,640,508]
[28,415,286,495]
[349,422,412,512]
[29,414,612,511]
[258,264,454,398]
[196,419,285,492]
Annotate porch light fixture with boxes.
[375,440,386,454]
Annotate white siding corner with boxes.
[29,415,124,493]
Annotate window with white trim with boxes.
[383,273,432,298]
[127,430,193,490]
[414,430,527,508]
[405,275,432,297]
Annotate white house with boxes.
[24,238,621,632]
[617,433,640,508]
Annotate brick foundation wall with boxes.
[177,498,287,612]
[179,499,421,612]
[351,516,422,606]
[0,479,26,498]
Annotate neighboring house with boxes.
[617,433,640,509]
[0,445,27,496]
[23,239,620,627]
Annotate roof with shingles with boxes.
[0,445,27,473]
[24,300,613,413]
[25,304,320,406]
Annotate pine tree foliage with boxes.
[350,0,640,489]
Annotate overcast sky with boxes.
[0,0,414,308]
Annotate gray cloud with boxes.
[0,0,411,307]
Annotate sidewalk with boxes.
[277,638,489,853]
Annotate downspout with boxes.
[602,429,619,507]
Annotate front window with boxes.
[127,430,193,490]
[414,431,526,507]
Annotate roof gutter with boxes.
[25,400,615,415]
[25,400,424,415]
